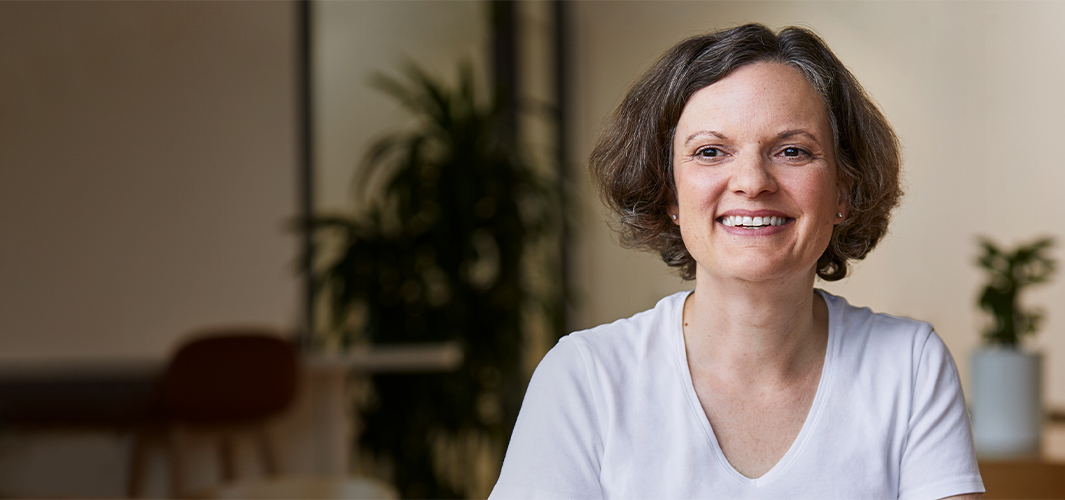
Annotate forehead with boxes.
[676,62,830,136]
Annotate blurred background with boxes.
[2,0,1065,498]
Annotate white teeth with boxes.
[719,215,788,228]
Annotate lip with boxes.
[716,209,794,236]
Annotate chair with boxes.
[128,329,298,498]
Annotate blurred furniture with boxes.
[0,359,160,426]
[129,337,462,498]
[979,460,1065,499]
[128,330,298,498]
[288,342,464,476]
[0,340,461,498]
[206,475,397,499]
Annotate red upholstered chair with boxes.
[128,329,298,498]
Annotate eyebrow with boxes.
[683,129,822,146]
[683,130,727,146]
[776,129,821,142]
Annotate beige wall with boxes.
[0,1,300,363]
[314,0,489,213]
[567,1,1065,406]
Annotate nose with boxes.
[728,154,778,198]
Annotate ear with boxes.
[667,204,680,225]
[834,180,850,225]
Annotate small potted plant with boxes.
[972,236,1055,458]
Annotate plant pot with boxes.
[971,347,1043,458]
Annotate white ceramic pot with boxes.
[971,347,1043,458]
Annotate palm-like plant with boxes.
[308,64,563,498]
[976,236,1056,346]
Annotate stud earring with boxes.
[671,214,678,220]
[836,213,843,218]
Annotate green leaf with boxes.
[975,235,1056,346]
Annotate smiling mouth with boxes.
[717,215,792,229]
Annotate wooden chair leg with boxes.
[127,428,150,498]
[167,425,187,499]
[219,434,236,482]
[256,425,279,477]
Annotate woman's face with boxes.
[669,62,845,285]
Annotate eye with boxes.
[782,146,808,157]
[695,147,722,158]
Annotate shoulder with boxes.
[819,289,961,407]
[526,290,690,408]
[556,290,690,368]
[820,289,938,361]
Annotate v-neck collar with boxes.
[671,288,840,487]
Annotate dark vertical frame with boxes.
[296,0,315,349]
[493,0,572,332]
[491,0,519,147]
[552,0,572,331]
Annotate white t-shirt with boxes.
[491,290,983,500]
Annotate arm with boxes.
[489,337,604,500]
[898,330,985,500]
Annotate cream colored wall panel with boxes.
[0,1,299,361]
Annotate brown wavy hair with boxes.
[590,23,902,281]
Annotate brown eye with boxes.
[783,147,805,157]
[696,147,721,158]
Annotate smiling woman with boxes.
[490,24,983,500]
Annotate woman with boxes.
[491,24,983,499]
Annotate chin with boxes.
[701,266,790,285]
[696,258,817,286]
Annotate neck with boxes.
[682,270,828,388]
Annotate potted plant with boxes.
[307,64,565,498]
[972,236,1055,458]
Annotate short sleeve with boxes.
[489,336,604,500]
[898,330,985,500]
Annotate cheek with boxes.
[674,168,725,208]
[797,169,839,210]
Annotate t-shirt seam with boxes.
[902,325,961,498]
[898,474,985,500]
[905,325,935,438]
[910,325,934,400]
[566,335,607,485]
